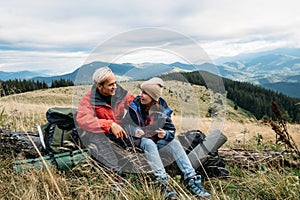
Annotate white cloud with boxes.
[0,50,88,74]
[201,39,291,60]
[0,0,299,74]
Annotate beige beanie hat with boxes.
[140,77,164,101]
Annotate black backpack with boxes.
[39,107,81,155]
[177,129,206,154]
[178,130,229,178]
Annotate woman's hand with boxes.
[156,128,166,138]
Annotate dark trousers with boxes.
[79,130,136,172]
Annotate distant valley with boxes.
[1,47,299,98]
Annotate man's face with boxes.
[97,74,117,96]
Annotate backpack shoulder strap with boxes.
[43,123,56,154]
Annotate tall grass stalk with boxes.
[1,85,300,199]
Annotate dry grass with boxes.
[172,116,300,150]
[1,81,299,147]
[122,80,300,148]
[1,82,300,200]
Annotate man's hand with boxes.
[156,128,166,138]
[135,129,145,137]
[110,122,128,139]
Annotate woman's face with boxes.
[139,90,154,105]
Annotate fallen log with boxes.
[1,129,299,169]
[0,129,43,158]
[218,148,300,170]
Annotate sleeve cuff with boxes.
[165,130,170,140]
[132,127,142,137]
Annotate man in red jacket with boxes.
[76,67,135,173]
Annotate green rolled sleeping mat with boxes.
[13,149,91,173]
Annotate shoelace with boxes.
[187,177,211,198]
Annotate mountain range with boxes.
[1,48,299,98]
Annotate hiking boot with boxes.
[186,175,211,198]
[160,180,178,200]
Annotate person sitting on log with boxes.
[123,77,211,199]
[76,67,135,175]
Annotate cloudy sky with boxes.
[1,0,299,75]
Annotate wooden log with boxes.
[1,129,299,170]
[0,129,43,158]
[218,148,300,170]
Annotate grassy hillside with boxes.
[1,81,298,146]
[1,81,300,199]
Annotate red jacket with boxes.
[76,84,134,134]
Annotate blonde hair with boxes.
[92,67,113,84]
